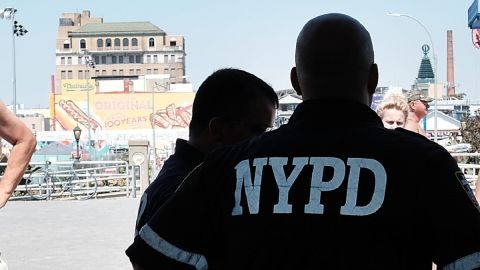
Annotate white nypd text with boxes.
[231,157,386,216]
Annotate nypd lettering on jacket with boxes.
[232,157,387,216]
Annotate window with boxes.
[67,70,73,79]
[119,56,124,64]
[101,56,106,64]
[97,39,103,48]
[95,70,100,76]
[123,38,129,47]
[67,57,72,65]
[114,38,121,47]
[78,70,84,80]
[63,40,70,49]
[85,70,90,79]
[170,55,175,63]
[136,55,142,63]
[80,39,86,49]
[149,37,155,47]
[132,38,138,47]
[119,69,124,75]
[153,69,159,74]
[153,55,158,63]
[61,70,66,79]
[147,69,152,74]
[129,55,134,63]
[32,124,36,130]
[129,69,134,75]
[170,68,175,76]
[136,69,141,74]
[146,55,151,63]
[164,55,168,63]
[101,70,107,75]
[170,40,176,46]
[106,38,112,47]
[112,70,117,75]
[112,56,117,64]
[164,68,169,74]
[78,56,82,64]
[61,57,65,65]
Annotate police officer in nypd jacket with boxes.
[126,13,480,270]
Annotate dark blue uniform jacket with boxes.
[127,100,480,270]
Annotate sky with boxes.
[0,0,479,108]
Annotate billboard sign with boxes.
[61,79,95,92]
[468,0,480,29]
[52,89,194,131]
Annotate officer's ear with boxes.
[291,67,302,96]
[367,63,378,95]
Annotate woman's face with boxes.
[382,108,406,129]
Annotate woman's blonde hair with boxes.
[376,90,409,120]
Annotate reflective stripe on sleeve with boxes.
[139,224,208,270]
[134,193,148,237]
[441,252,480,270]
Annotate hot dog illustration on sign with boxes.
[55,99,102,131]
[150,103,192,128]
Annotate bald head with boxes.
[291,13,378,105]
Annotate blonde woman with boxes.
[376,90,409,129]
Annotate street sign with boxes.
[468,0,480,29]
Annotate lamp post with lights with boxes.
[81,52,96,159]
[0,7,28,115]
[386,13,438,141]
[73,125,82,160]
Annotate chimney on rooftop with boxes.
[446,30,456,97]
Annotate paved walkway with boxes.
[0,198,140,270]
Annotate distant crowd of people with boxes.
[2,12,480,270]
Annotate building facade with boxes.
[55,10,186,89]
[50,10,195,159]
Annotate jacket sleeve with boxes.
[427,148,480,269]
[126,163,219,270]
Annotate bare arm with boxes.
[0,101,36,208]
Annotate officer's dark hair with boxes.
[294,13,375,98]
[189,68,278,138]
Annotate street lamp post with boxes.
[73,125,82,160]
[82,53,96,159]
[150,78,171,162]
[0,7,27,115]
[148,75,187,164]
[386,13,438,141]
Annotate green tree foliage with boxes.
[461,113,480,152]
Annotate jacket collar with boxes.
[174,139,205,163]
[288,99,384,128]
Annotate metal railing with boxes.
[452,153,480,191]
[1,153,479,200]
[1,160,139,200]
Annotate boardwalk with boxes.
[0,198,140,270]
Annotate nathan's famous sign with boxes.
[53,85,194,131]
[61,80,95,92]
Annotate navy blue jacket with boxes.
[127,100,480,270]
[134,139,204,236]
